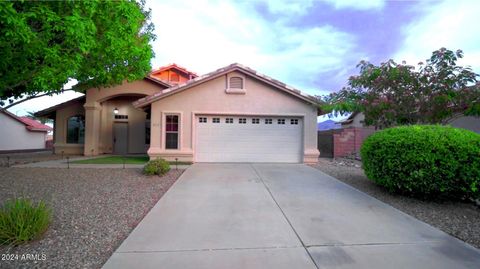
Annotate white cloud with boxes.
[322,0,385,10]
[263,0,315,15]
[147,0,364,94]
[7,0,367,114]
[395,0,480,72]
[262,0,385,13]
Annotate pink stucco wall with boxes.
[149,71,319,163]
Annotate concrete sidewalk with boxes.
[103,164,480,269]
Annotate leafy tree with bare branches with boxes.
[0,0,155,110]
[322,48,480,129]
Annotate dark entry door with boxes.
[113,123,128,155]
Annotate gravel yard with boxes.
[0,167,182,269]
[0,151,71,167]
[311,158,480,249]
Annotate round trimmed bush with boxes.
[143,158,170,176]
[360,125,480,200]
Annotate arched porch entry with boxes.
[83,84,158,156]
[102,95,150,155]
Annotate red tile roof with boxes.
[18,116,52,131]
[1,110,52,132]
[150,63,198,78]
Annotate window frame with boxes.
[66,115,85,144]
[145,120,151,145]
[164,114,180,150]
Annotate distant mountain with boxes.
[317,119,341,131]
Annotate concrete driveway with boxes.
[103,164,480,269]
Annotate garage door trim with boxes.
[193,112,305,163]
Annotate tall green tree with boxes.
[0,0,155,110]
[322,48,480,129]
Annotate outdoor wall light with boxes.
[113,108,119,114]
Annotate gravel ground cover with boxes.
[311,158,480,249]
[0,167,183,268]
[0,152,71,167]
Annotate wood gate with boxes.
[317,130,336,158]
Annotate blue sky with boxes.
[9,0,480,122]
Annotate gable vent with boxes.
[229,77,243,89]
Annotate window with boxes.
[213,118,220,123]
[239,118,247,124]
[229,77,243,89]
[145,121,151,145]
[170,73,179,82]
[226,118,233,124]
[66,115,85,144]
[115,114,128,120]
[265,119,272,124]
[252,118,260,124]
[278,119,285,125]
[165,115,179,149]
[290,119,299,125]
[199,117,207,123]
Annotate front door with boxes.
[113,123,128,155]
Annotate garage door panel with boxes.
[195,116,303,163]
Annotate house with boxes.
[0,110,52,152]
[35,63,320,163]
[338,112,365,128]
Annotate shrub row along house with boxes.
[35,63,321,163]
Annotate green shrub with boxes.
[361,125,480,200]
[0,198,52,245]
[143,158,170,176]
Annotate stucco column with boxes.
[147,105,162,157]
[304,106,320,163]
[84,102,102,156]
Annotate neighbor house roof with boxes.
[1,110,52,132]
[34,96,86,118]
[144,76,172,88]
[150,63,198,78]
[338,112,359,125]
[134,63,321,109]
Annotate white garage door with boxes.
[195,115,303,163]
